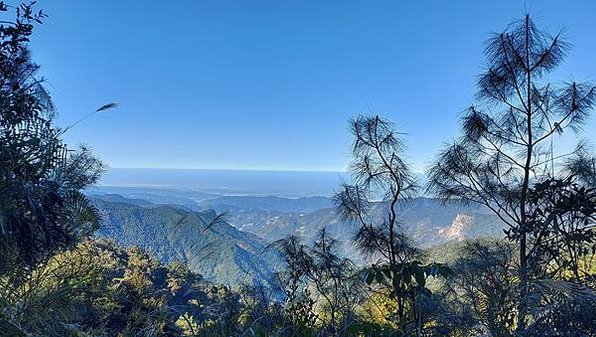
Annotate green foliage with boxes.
[365,262,452,290]
[0,1,104,273]
[522,177,596,284]
[273,229,364,335]
[443,240,519,336]
[0,239,241,336]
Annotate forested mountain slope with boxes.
[92,198,282,288]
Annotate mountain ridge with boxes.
[92,197,282,288]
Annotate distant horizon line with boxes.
[106,166,428,174]
[107,166,348,173]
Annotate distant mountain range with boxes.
[89,187,506,288]
[208,196,505,248]
[202,195,334,213]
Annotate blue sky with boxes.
[31,1,596,171]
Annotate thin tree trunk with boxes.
[517,14,533,333]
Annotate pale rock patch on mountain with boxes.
[439,214,474,241]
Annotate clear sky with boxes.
[31,1,596,172]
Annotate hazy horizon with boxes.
[98,167,349,197]
[104,166,347,173]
